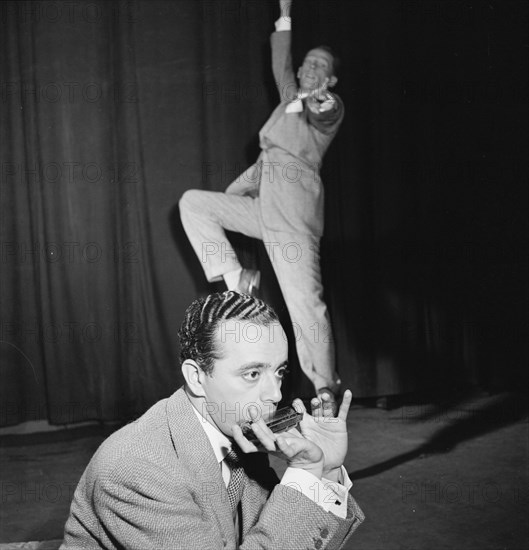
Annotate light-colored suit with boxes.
[61,388,363,549]
[179,30,344,392]
[227,31,344,236]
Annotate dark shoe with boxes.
[236,269,261,296]
[376,396,389,410]
[375,395,400,410]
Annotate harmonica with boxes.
[241,405,303,443]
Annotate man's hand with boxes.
[279,0,293,19]
[232,406,324,479]
[294,389,352,479]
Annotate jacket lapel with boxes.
[165,388,236,542]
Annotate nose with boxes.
[260,371,282,406]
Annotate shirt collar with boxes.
[192,404,232,464]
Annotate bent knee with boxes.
[179,189,204,212]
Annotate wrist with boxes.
[290,459,324,480]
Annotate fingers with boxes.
[232,424,260,453]
[243,404,278,452]
[276,434,325,470]
[275,433,296,458]
[292,398,306,415]
[250,418,277,452]
[321,393,336,418]
[275,432,316,459]
[310,81,329,100]
[232,420,277,453]
[283,426,303,438]
[337,389,353,422]
[234,402,310,455]
[312,393,335,418]
[311,397,324,418]
[232,405,277,453]
[279,0,292,17]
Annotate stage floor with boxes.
[1,391,528,550]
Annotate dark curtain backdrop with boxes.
[1,0,527,427]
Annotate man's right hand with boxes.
[232,407,324,479]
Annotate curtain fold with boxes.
[1,1,176,425]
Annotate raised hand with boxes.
[294,389,352,477]
[308,78,335,101]
[279,0,293,18]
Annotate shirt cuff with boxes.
[280,466,352,519]
[275,16,292,32]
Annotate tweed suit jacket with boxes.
[61,388,363,550]
[225,31,344,237]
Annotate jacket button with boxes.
[320,528,329,538]
[315,539,323,549]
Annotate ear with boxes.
[328,75,338,88]
[181,359,207,397]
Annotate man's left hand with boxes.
[293,389,352,477]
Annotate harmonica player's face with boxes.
[200,319,288,437]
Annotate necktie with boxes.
[224,448,246,514]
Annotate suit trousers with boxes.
[179,189,339,392]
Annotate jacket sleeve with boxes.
[87,460,223,550]
[307,93,345,136]
[75,456,363,550]
[271,31,298,102]
[242,484,364,550]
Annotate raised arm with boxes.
[271,0,297,102]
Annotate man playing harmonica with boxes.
[61,292,363,549]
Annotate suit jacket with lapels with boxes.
[61,387,364,550]
[226,30,345,238]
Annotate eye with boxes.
[242,369,261,381]
[276,367,290,380]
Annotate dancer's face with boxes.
[186,319,288,437]
[297,48,337,92]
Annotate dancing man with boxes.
[180,0,345,407]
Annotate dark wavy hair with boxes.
[178,291,279,375]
